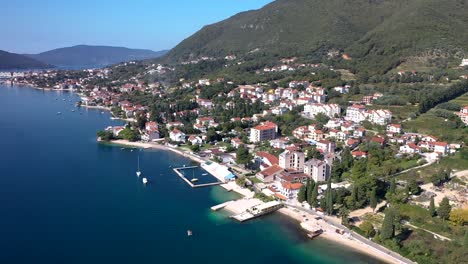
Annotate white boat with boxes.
[191,178,199,183]
[136,156,142,177]
[142,177,148,184]
[202,173,208,176]
[187,230,193,236]
[191,169,198,182]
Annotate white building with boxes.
[368,109,392,125]
[303,103,340,118]
[345,104,367,123]
[460,59,468,67]
[277,182,303,200]
[169,129,186,143]
[303,159,329,182]
[279,150,305,171]
[387,124,402,134]
[250,122,278,143]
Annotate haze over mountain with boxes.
[163,0,468,73]
[0,50,52,70]
[26,45,168,68]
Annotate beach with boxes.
[106,139,409,264]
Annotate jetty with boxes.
[173,166,223,188]
[231,201,283,222]
[210,201,233,211]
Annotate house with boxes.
[455,106,468,125]
[352,151,367,159]
[279,150,305,171]
[188,135,202,145]
[433,142,449,154]
[277,182,303,200]
[303,103,340,118]
[169,129,186,143]
[197,98,213,109]
[250,121,278,143]
[421,135,438,143]
[303,158,329,182]
[387,124,402,134]
[270,137,289,149]
[460,59,468,67]
[345,104,367,123]
[315,140,336,153]
[368,109,392,125]
[346,138,360,149]
[256,164,283,183]
[255,151,279,170]
[353,127,366,138]
[166,121,184,129]
[370,137,386,146]
[399,143,420,154]
[231,138,244,148]
[142,121,160,142]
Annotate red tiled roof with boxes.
[256,151,279,165]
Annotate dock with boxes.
[173,166,223,188]
[230,201,283,222]
[210,201,233,211]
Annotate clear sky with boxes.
[0,0,274,54]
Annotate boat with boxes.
[136,156,142,177]
[202,173,208,176]
[191,169,198,182]
[57,112,62,115]
[187,230,193,236]
[71,109,75,112]
[142,177,148,184]
[307,229,323,239]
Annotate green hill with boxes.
[0,50,51,70]
[163,0,468,74]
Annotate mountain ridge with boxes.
[0,50,52,70]
[161,0,468,74]
[25,45,168,68]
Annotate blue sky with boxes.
[1,0,273,54]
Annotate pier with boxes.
[210,200,233,211]
[230,201,283,222]
[173,166,223,188]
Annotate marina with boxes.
[230,201,283,222]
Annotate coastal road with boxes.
[284,203,416,264]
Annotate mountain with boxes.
[0,50,52,70]
[26,45,168,68]
[163,0,468,74]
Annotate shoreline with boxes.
[103,138,404,264]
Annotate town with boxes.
[2,54,467,264]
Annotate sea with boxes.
[0,84,383,264]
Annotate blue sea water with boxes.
[0,84,383,264]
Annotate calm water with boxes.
[0,84,382,264]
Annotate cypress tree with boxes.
[429,196,436,217]
[326,176,333,215]
[309,182,319,207]
[380,207,395,240]
[306,179,315,203]
[389,178,396,194]
[370,188,378,211]
[297,184,307,203]
[438,197,452,221]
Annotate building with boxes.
[303,103,340,118]
[387,124,402,134]
[368,109,392,125]
[250,122,278,143]
[315,140,336,153]
[256,164,283,183]
[169,129,186,143]
[460,59,468,67]
[279,150,305,171]
[455,106,468,125]
[303,158,329,182]
[345,104,367,123]
[277,182,303,200]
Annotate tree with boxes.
[306,179,315,203]
[429,196,436,217]
[449,208,468,226]
[380,207,396,240]
[326,176,334,215]
[407,178,421,195]
[370,188,378,212]
[136,114,147,130]
[308,181,319,207]
[236,146,252,165]
[386,178,396,201]
[339,207,350,226]
[297,184,307,203]
[438,197,452,221]
[97,130,114,141]
[119,128,139,142]
[360,221,376,238]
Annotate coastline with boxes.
[103,138,403,264]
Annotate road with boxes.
[401,221,452,241]
[284,202,416,264]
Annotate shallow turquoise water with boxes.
[0,84,383,264]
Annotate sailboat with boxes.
[190,168,199,183]
[187,230,193,236]
[142,177,148,184]
[136,156,142,177]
